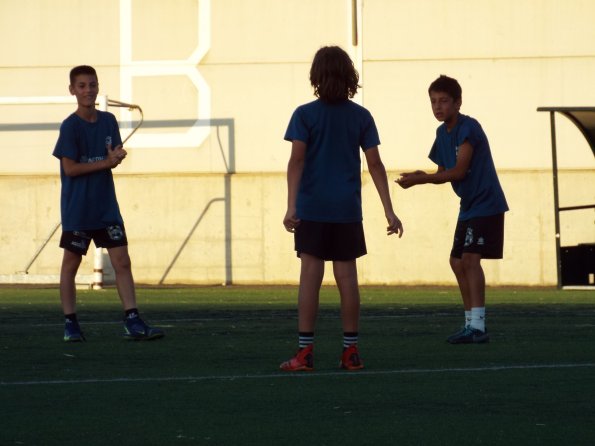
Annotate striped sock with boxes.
[343,332,359,349]
[298,332,314,349]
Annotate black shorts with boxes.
[451,213,505,259]
[59,224,128,256]
[294,220,367,261]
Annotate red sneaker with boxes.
[340,344,364,370]
[280,344,314,372]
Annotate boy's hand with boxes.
[106,143,127,168]
[283,208,301,233]
[386,211,403,238]
[396,170,424,189]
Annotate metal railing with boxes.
[1,96,235,286]
[1,96,142,287]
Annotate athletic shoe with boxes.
[124,316,165,341]
[446,325,468,343]
[447,326,489,344]
[280,344,314,371]
[340,344,364,370]
[64,319,85,342]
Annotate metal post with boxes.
[549,111,562,289]
[92,250,104,290]
[351,0,358,46]
[224,120,234,285]
[92,95,108,289]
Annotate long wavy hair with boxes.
[309,46,360,102]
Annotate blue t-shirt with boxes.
[52,110,124,231]
[429,114,509,221]
[284,99,380,223]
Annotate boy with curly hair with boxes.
[281,46,403,371]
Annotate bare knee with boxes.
[333,261,359,299]
[450,256,464,276]
[461,253,482,273]
[333,260,357,282]
[300,253,324,276]
[61,250,82,276]
[109,247,132,274]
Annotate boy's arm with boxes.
[61,144,127,177]
[283,140,306,232]
[396,141,473,188]
[364,147,403,237]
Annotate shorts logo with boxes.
[71,240,87,250]
[107,225,124,241]
[477,237,485,246]
[464,227,474,247]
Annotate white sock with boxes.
[465,310,472,327]
[470,307,486,332]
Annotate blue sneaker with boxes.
[124,316,164,341]
[447,326,489,344]
[446,325,468,343]
[64,319,85,342]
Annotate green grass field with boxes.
[1,285,594,445]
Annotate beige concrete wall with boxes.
[0,170,590,286]
[0,0,593,285]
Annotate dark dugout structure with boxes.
[537,107,595,288]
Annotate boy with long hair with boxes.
[281,46,403,371]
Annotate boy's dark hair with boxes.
[309,46,360,102]
[69,65,97,85]
[428,75,462,101]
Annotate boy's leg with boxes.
[333,259,360,333]
[107,245,164,340]
[60,249,83,314]
[461,252,485,309]
[449,221,473,333]
[333,259,364,370]
[462,252,487,334]
[458,213,503,335]
[448,252,489,343]
[448,215,502,344]
[60,249,85,341]
[280,253,323,371]
[449,256,472,311]
[447,256,473,341]
[297,253,325,332]
[107,245,137,310]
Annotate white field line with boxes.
[2,363,594,387]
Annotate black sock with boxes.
[125,308,139,319]
[64,313,77,323]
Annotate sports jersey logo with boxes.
[107,225,124,241]
[464,227,474,247]
[105,136,112,148]
[71,240,87,250]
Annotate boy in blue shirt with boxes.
[397,75,508,344]
[53,65,164,342]
[281,46,403,371]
